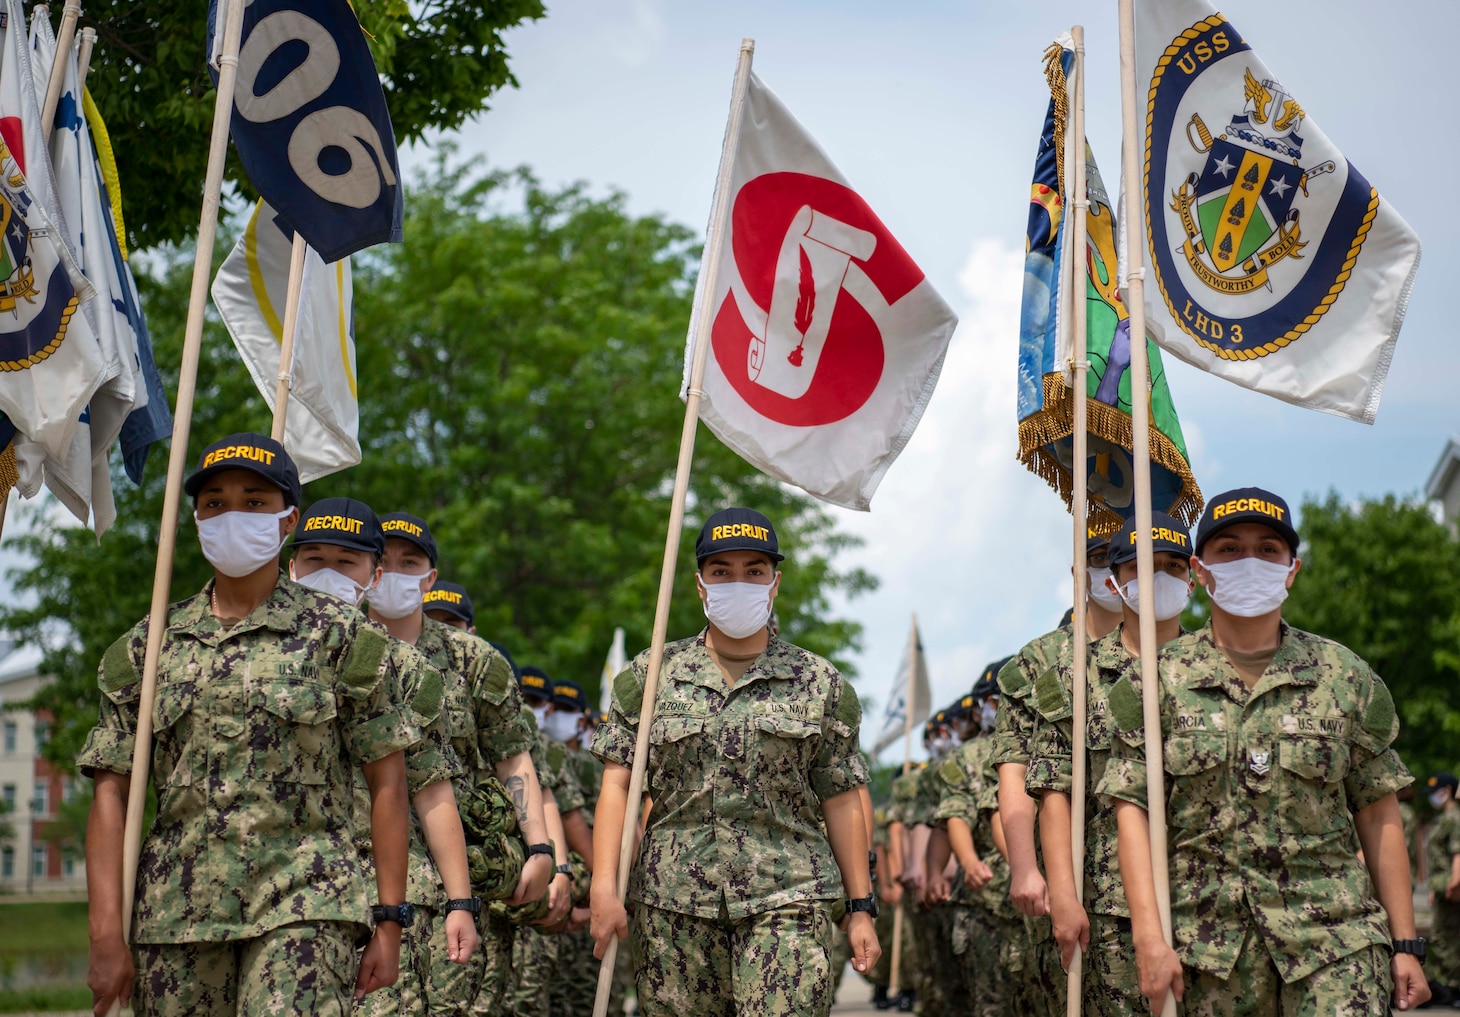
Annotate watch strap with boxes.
[444,897,482,915]
[371,903,415,928]
[526,842,554,859]
[1393,937,1426,960]
[556,863,573,877]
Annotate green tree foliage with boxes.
[1282,492,1460,780]
[1,157,876,769]
[73,0,545,247]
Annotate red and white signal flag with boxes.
[684,71,957,511]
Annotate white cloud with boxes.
[602,0,668,67]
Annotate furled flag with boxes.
[206,0,402,263]
[212,199,360,484]
[684,71,957,511]
[599,627,627,716]
[1126,0,1420,423]
[84,89,171,485]
[870,616,932,759]
[1018,38,1202,532]
[0,0,104,462]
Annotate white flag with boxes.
[870,617,932,759]
[1125,0,1420,423]
[212,199,361,484]
[0,0,105,461]
[684,72,957,510]
[599,627,627,716]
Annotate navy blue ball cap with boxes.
[972,656,1011,701]
[1107,511,1193,568]
[490,641,520,681]
[184,432,301,506]
[291,497,383,555]
[380,512,438,565]
[519,664,554,702]
[1194,488,1299,557]
[696,507,783,566]
[553,679,586,712]
[1428,772,1459,794]
[423,580,473,625]
[1086,527,1111,556]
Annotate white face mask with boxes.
[195,508,292,578]
[371,571,427,619]
[293,566,368,606]
[1087,567,1123,611]
[700,579,774,639]
[580,729,595,752]
[1199,557,1294,617]
[980,700,998,733]
[545,711,580,743]
[1114,571,1193,621]
[1430,789,1452,810]
[530,704,550,730]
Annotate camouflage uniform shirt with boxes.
[887,768,922,827]
[594,631,868,920]
[1427,806,1460,898]
[415,619,534,783]
[933,736,1016,920]
[992,626,1072,769]
[1024,627,1132,918]
[569,745,604,823]
[77,579,418,943]
[1098,622,1412,981]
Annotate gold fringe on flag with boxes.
[1018,373,1204,534]
[1042,43,1069,215]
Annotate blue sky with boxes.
[408,0,1459,750]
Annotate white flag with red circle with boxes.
[684,72,957,511]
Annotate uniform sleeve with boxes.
[1024,665,1074,798]
[76,630,144,777]
[549,741,587,814]
[470,643,535,766]
[1344,665,1412,812]
[990,653,1039,767]
[931,753,975,828]
[396,648,463,796]
[337,624,418,766]
[591,662,643,770]
[810,676,869,802]
[1095,674,1149,810]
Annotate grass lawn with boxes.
[0,900,91,1012]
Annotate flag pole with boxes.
[76,26,96,91]
[887,612,918,999]
[40,0,81,143]
[1118,3,1176,1016]
[111,3,246,1014]
[590,37,756,1017]
[1065,24,1090,1017]
[270,234,309,440]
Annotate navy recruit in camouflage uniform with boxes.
[594,632,868,1017]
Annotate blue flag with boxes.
[207,0,403,263]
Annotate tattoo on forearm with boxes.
[506,775,529,827]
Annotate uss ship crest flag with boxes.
[1128,0,1420,423]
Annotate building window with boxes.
[33,721,48,751]
[1,783,14,812]
[63,854,74,878]
[33,783,48,816]
[62,777,76,804]
[31,844,45,877]
[3,720,14,753]
[1,846,13,878]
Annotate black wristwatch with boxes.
[555,864,573,879]
[1393,938,1427,962]
[525,842,554,859]
[371,902,416,928]
[846,893,879,919]
[444,897,482,915]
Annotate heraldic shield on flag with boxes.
[687,72,957,510]
[1132,0,1420,423]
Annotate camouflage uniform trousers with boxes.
[358,906,437,1017]
[629,901,834,1017]
[1007,915,1064,1017]
[915,903,959,1017]
[132,921,359,1017]
[950,904,1017,1017]
[550,925,599,1016]
[864,898,897,990]
[830,924,853,995]
[505,924,557,1017]
[608,926,634,1016]
[471,912,517,1015]
[1179,924,1392,1017]
[1430,897,1460,990]
[889,898,922,999]
[430,909,490,1016]
[1078,913,1141,1017]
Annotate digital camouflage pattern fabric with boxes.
[594,631,868,920]
[1099,622,1411,982]
[1179,926,1392,1017]
[77,578,417,943]
[1427,805,1460,987]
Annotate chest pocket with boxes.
[152,681,197,790]
[648,714,708,793]
[253,679,339,785]
[751,713,820,791]
[1163,733,1228,830]
[1278,734,1351,834]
